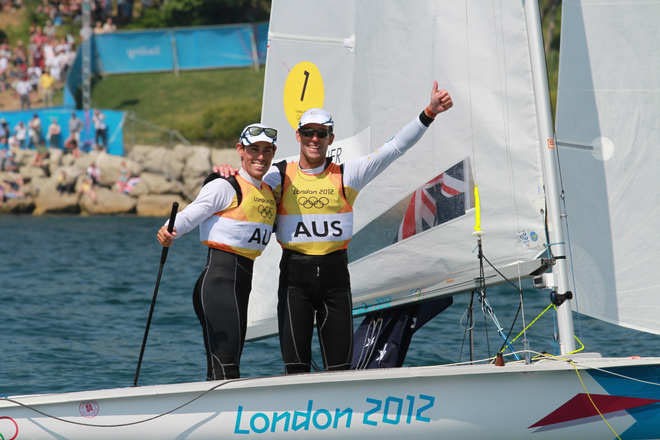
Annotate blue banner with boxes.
[64,23,268,108]
[92,23,268,75]
[255,22,268,64]
[0,108,124,156]
[175,25,255,70]
[95,31,174,74]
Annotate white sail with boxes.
[247,0,550,338]
[555,0,660,335]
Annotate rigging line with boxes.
[0,377,254,428]
[550,122,583,334]
[567,334,585,355]
[569,362,623,440]
[542,198,553,259]
[562,206,583,338]
[569,364,660,388]
[514,255,531,363]
[475,250,525,358]
[497,301,522,354]
[480,253,524,293]
[482,300,491,358]
[505,303,554,349]
[433,346,595,368]
[478,256,494,358]
[480,294,521,360]
[528,351,633,440]
[478,249,541,360]
[437,349,539,367]
[459,290,477,362]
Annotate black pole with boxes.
[133,202,179,387]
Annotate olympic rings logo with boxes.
[258,204,274,218]
[0,416,19,440]
[298,196,330,209]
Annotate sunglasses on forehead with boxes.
[298,128,331,138]
[243,126,278,140]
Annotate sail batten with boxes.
[269,32,355,48]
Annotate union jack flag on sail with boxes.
[397,159,469,241]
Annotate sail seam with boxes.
[269,32,351,46]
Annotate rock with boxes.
[33,184,80,215]
[22,175,49,198]
[18,165,48,179]
[130,172,183,196]
[182,175,204,201]
[79,187,137,215]
[129,145,186,181]
[136,194,188,217]
[211,147,241,169]
[181,145,211,185]
[95,152,142,187]
[71,152,100,173]
[0,196,35,214]
[12,149,35,167]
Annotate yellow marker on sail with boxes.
[473,184,482,236]
[283,61,325,130]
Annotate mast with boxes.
[523,0,576,354]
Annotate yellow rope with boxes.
[500,302,586,356]
[568,360,623,440]
[490,297,620,437]
[500,303,554,352]
[527,350,622,439]
[566,334,585,355]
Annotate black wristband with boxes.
[419,110,434,127]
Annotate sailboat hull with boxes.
[2,356,658,439]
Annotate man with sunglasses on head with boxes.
[157,123,278,380]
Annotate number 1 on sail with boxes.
[300,70,309,101]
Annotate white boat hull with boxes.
[2,356,659,439]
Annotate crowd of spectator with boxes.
[0,36,76,109]
[0,1,24,13]
[0,0,80,109]
[0,0,144,110]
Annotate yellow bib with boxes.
[201,176,276,260]
[276,161,353,255]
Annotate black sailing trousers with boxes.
[193,248,253,380]
[277,249,353,374]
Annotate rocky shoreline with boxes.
[0,145,240,217]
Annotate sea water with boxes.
[1,216,657,397]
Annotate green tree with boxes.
[133,0,271,28]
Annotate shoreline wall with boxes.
[0,145,240,217]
